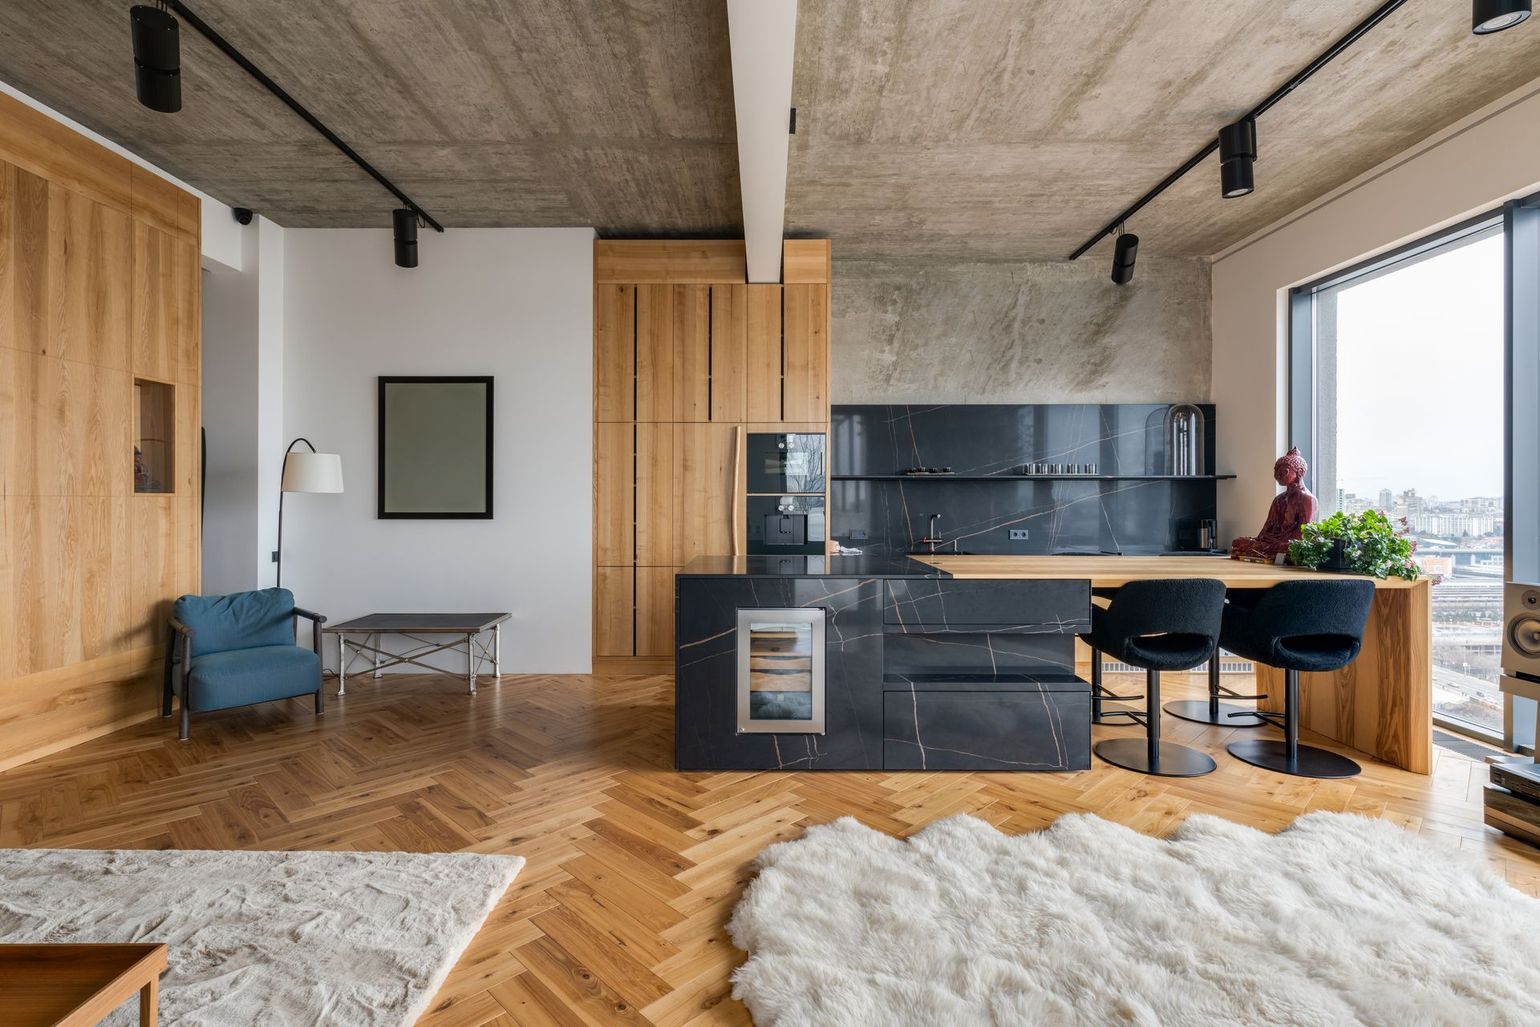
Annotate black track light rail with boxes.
[160,0,444,232]
[1067,0,1409,261]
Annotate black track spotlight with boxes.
[130,5,181,113]
[1218,118,1256,199]
[392,208,419,268]
[1473,0,1531,33]
[1110,232,1138,286]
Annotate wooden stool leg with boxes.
[140,975,159,1026]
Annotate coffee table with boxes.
[324,612,510,695]
[1,943,168,1026]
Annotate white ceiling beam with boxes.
[726,0,798,284]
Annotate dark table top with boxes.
[677,555,948,578]
[325,613,511,633]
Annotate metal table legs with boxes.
[333,628,500,696]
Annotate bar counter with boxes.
[919,555,1433,774]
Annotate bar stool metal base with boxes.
[1227,738,1361,779]
[1095,737,1217,777]
[1163,699,1265,727]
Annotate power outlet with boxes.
[1009,529,1030,541]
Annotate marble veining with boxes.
[675,571,1091,772]
[832,404,1221,556]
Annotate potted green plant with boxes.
[1286,509,1420,580]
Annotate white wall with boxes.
[280,228,595,674]
[1211,78,1540,542]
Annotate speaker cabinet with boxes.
[1504,581,1540,680]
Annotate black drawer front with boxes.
[884,578,1090,634]
[882,689,1090,771]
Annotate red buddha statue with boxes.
[1230,447,1316,563]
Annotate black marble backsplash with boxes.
[831,404,1221,557]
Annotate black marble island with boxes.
[675,556,1092,772]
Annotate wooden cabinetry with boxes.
[0,93,201,772]
[593,240,831,666]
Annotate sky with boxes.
[1331,231,1505,502]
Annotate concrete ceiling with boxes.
[0,1,1534,258]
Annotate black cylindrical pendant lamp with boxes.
[393,208,419,268]
[1473,0,1531,32]
[130,5,182,113]
[1218,118,1256,199]
[1110,232,1138,285]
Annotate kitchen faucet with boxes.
[922,513,944,552]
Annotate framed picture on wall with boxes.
[377,376,494,519]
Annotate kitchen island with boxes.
[674,554,1435,775]
[674,556,1092,771]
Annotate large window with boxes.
[1292,217,1506,737]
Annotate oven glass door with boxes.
[746,434,825,495]
[736,608,826,733]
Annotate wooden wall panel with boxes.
[131,222,178,381]
[49,185,131,370]
[782,284,830,423]
[672,285,711,422]
[745,285,782,422]
[594,284,634,421]
[636,566,677,658]
[636,284,674,422]
[709,285,746,422]
[594,566,634,658]
[594,241,747,284]
[635,422,673,567]
[674,424,742,565]
[0,96,201,770]
[594,422,634,566]
[782,239,831,284]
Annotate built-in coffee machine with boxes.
[745,432,826,555]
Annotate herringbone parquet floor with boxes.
[0,669,1536,1026]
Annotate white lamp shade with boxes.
[281,451,344,493]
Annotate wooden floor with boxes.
[1,670,1537,1026]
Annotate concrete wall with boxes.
[1210,77,1540,543]
[832,255,1211,405]
[280,228,596,674]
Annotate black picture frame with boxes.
[377,375,494,519]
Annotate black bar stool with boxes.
[1084,579,1227,777]
[1221,579,1376,779]
[1164,649,1267,727]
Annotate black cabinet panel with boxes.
[883,690,1090,771]
[884,578,1089,633]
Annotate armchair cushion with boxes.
[181,645,321,712]
[175,588,296,657]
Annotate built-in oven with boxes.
[746,433,825,494]
[736,608,826,734]
[746,433,826,556]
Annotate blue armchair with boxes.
[163,588,326,740]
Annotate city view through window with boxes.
[1313,228,1505,736]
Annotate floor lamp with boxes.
[276,437,343,589]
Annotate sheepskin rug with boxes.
[0,847,522,1026]
[728,812,1540,1026]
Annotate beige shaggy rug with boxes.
[728,812,1540,1026]
[0,847,522,1026]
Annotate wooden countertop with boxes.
[916,555,1424,589]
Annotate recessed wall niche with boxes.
[133,378,175,494]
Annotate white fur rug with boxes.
[728,812,1540,1026]
[0,847,522,1026]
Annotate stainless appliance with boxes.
[746,432,825,494]
[747,433,826,555]
[736,608,825,734]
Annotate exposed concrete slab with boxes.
[832,255,1211,404]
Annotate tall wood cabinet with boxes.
[593,240,832,662]
[0,92,201,771]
